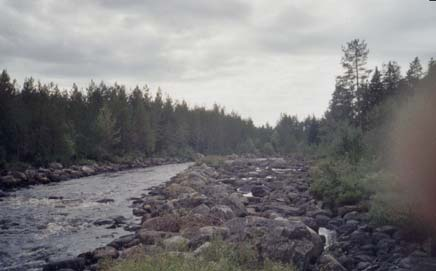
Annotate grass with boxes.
[99,239,295,271]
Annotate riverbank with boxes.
[0,157,189,192]
[42,157,435,271]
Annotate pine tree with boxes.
[327,78,355,123]
[341,39,370,90]
[383,61,402,97]
[406,57,423,92]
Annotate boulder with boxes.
[80,166,95,175]
[43,257,85,271]
[142,216,181,232]
[108,234,138,249]
[210,205,235,220]
[162,236,189,251]
[318,254,347,271]
[92,246,119,259]
[165,183,196,198]
[191,204,211,216]
[0,175,19,187]
[198,226,230,239]
[49,162,63,170]
[137,229,173,245]
[11,171,27,181]
[193,241,211,256]
[260,221,323,270]
[251,185,268,197]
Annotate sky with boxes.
[1,0,435,126]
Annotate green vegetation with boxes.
[0,72,272,167]
[306,39,436,233]
[100,240,295,271]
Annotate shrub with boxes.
[310,159,371,207]
[100,239,295,271]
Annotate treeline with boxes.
[273,39,436,160]
[0,73,275,166]
[302,39,436,230]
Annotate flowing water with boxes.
[0,163,192,271]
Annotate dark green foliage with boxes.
[0,71,269,166]
[310,159,371,207]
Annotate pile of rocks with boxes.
[314,204,434,271]
[0,157,185,191]
[43,157,434,271]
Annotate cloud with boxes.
[0,0,435,125]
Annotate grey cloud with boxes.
[0,0,435,124]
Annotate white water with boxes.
[0,163,192,271]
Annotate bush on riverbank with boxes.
[100,239,295,271]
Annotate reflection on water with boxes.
[0,163,192,271]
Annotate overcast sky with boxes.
[1,0,435,125]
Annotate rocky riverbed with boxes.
[0,157,187,191]
[41,157,436,271]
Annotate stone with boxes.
[1,175,19,187]
[162,236,189,251]
[92,246,119,259]
[49,162,63,170]
[137,229,172,245]
[93,219,113,226]
[12,171,27,181]
[80,166,95,175]
[193,241,211,256]
[315,214,330,227]
[96,198,115,203]
[199,226,230,239]
[142,216,181,232]
[108,234,137,249]
[318,254,347,271]
[251,185,268,197]
[191,204,210,216]
[43,257,85,271]
[210,205,235,220]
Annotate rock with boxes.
[318,254,347,271]
[343,211,362,221]
[173,193,206,209]
[375,225,398,236]
[165,183,196,198]
[264,204,304,216]
[210,205,234,220]
[261,221,323,270]
[93,219,113,226]
[0,190,9,197]
[80,166,95,175]
[315,214,330,227]
[49,162,63,170]
[96,198,115,203]
[191,204,211,216]
[137,229,173,245]
[142,216,181,232]
[199,226,230,239]
[162,236,189,251]
[43,257,85,271]
[108,234,137,249]
[92,246,119,259]
[337,205,364,217]
[224,193,247,217]
[12,171,27,181]
[251,185,268,197]
[270,158,288,169]
[193,241,211,256]
[1,175,19,187]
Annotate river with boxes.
[0,162,192,271]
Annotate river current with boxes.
[0,163,192,270]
